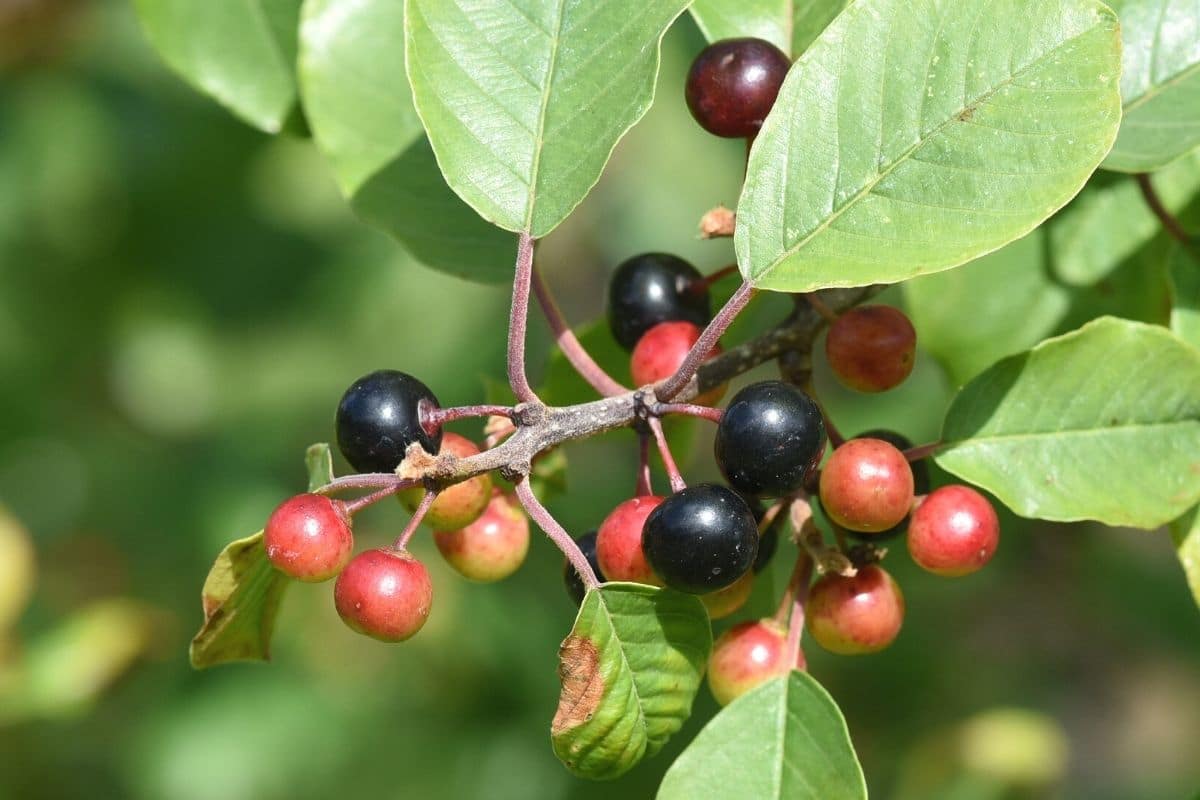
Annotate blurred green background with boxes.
[0,2,1198,798]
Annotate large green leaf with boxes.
[689,0,851,57]
[657,671,866,800]
[552,583,710,780]
[904,229,1069,386]
[135,0,303,133]
[1051,153,1200,285]
[297,0,514,284]
[1170,506,1200,611]
[936,317,1200,528]
[734,0,1122,292]
[1102,0,1200,173]
[404,0,690,237]
[1168,243,1200,348]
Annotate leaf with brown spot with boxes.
[550,583,710,781]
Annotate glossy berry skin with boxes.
[400,433,492,530]
[596,496,665,585]
[336,370,441,473]
[701,570,755,620]
[707,619,791,706]
[715,381,826,497]
[686,38,791,138]
[819,438,914,533]
[264,493,353,582]
[908,485,1000,577]
[334,548,433,642]
[806,565,904,655]
[825,305,917,393]
[854,429,929,494]
[607,253,711,350]
[630,321,726,405]
[642,484,758,594]
[434,492,529,582]
[564,530,606,606]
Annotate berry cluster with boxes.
[256,38,1002,715]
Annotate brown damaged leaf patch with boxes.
[552,634,604,735]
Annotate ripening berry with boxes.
[707,619,791,706]
[264,493,353,582]
[854,429,930,494]
[806,565,904,655]
[434,492,529,582]
[564,530,606,606]
[630,321,725,405]
[819,438,915,533]
[336,370,441,473]
[642,484,758,594]
[607,253,711,351]
[334,548,433,642]
[907,485,1000,577]
[685,38,791,138]
[596,496,665,585]
[716,381,826,497]
[400,432,492,530]
[701,569,755,620]
[825,305,917,393]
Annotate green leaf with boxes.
[305,442,334,491]
[1170,506,1200,611]
[297,0,514,284]
[1101,0,1200,173]
[904,229,1069,385]
[657,670,867,800]
[552,583,710,780]
[134,0,303,133]
[1051,152,1200,285]
[936,317,1200,528]
[734,0,1123,292]
[404,0,690,237]
[1168,243,1200,349]
[689,0,851,57]
[189,530,290,669]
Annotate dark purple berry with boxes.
[642,484,758,594]
[715,381,826,497]
[685,38,791,138]
[607,253,711,351]
[336,370,441,473]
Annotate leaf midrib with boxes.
[753,16,1110,282]
[522,0,567,232]
[1124,58,1200,115]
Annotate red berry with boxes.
[596,496,665,585]
[701,569,755,620]
[434,492,529,582]
[907,485,1000,576]
[263,493,353,582]
[685,38,791,139]
[819,438,914,533]
[334,548,433,642]
[806,565,904,655]
[825,305,917,393]
[399,432,492,530]
[707,619,791,706]
[630,321,725,406]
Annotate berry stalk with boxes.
[514,477,599,591]
[653,402,723,423]
[648,416,686,493]
[781,551,814,670]
[395,488,438,550]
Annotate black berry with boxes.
[564,530,606,606]
[607,253,711,350]
[685,38,791,138]
[715,381,826,497]
[336,370,442,473]
[642,484,758,594]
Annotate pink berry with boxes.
[630,321,726,406]
[399,432,492,531]
[263,493,353,582]
[434,492,529,582]
[806,565,904,655]
[707,619,791,706]
[334,548,433,642]
[819,438,914,533]
[595,496,665,585]
[907,485,1000,576]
